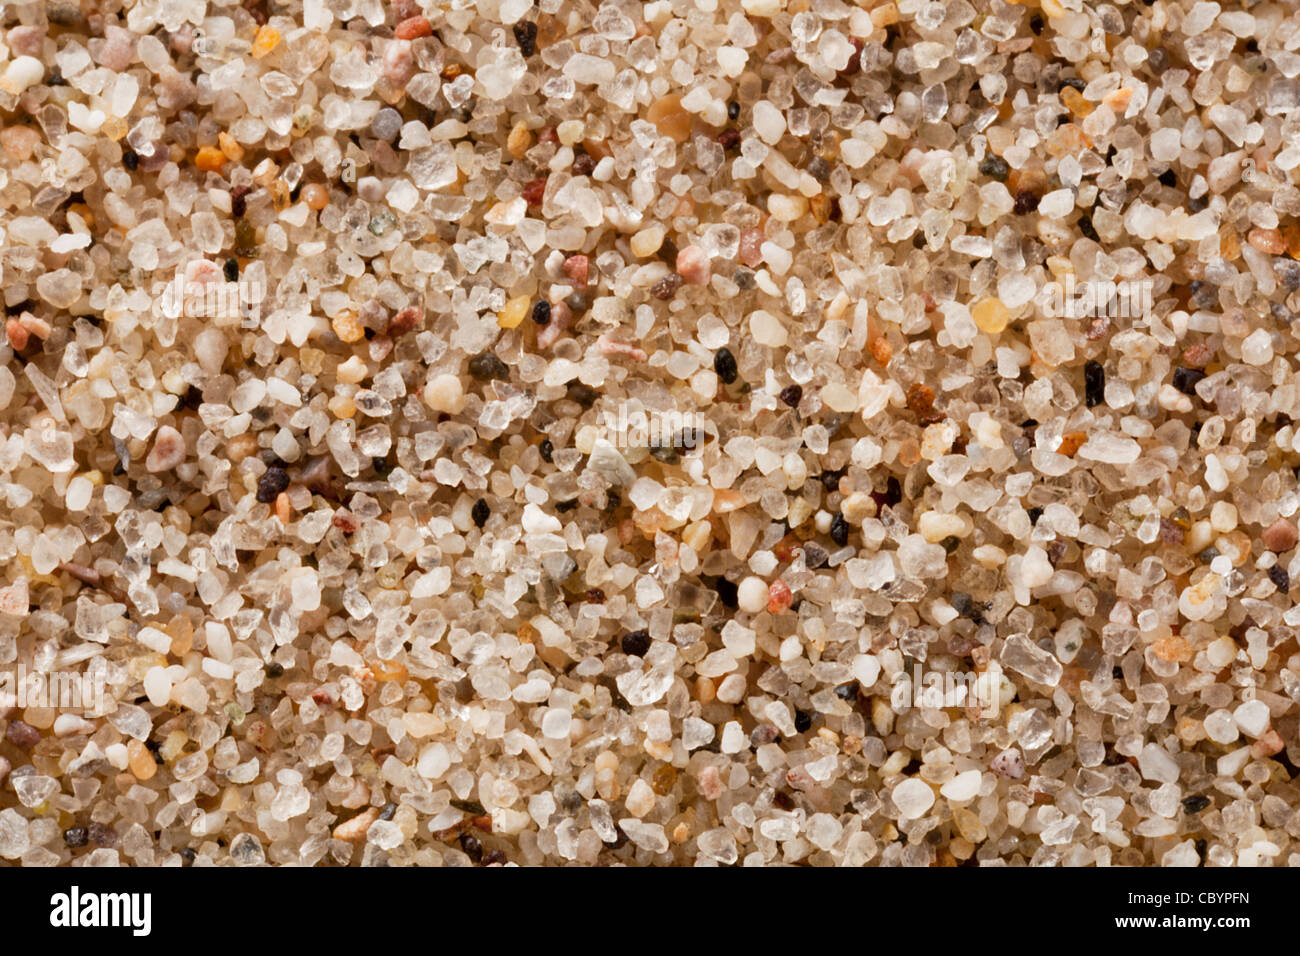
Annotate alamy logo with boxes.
[1043,274,1153,319]
[153,259,263,322]
[0,664,106,711]
[49,887,151,936]
[601,404,705,451]
[889,663,1002,717]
